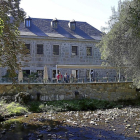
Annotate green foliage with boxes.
[0,18,4,35]
[117,97,140,106]
[27,101,43,112]
[5,117,23,125]
[1,97,140,118]
[2,69,17,78]
[126,0,140,37]
[0,0,28,83]
[23,71,28,77]
[33,99,119,112]
[28,72,39,78]
[0,101,28,116]
[98,0,140,87]
[6,102,28,114]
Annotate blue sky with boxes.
[20,0,122,31]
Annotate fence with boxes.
[0,76,132,84]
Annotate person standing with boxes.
[57,72,62,83]
[90,71,94,82]
[70,73,74,83]
[64,73,69,83]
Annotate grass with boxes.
[1,97,140,117]
[26,101,48,113]
[0,101,28,116]
[24,97,140,113]
[117,97,140,106]
[5,117,23,124]
[25,98,127,112]
[6,102,28,114]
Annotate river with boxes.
[0,107,140,140]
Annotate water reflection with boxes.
[0,109,139,140]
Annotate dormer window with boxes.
[51,18,58,29]
[68,19,76,30]
[25,17,32,28]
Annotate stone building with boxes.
[0,17,117,82]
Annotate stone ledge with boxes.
[0,82,137,101]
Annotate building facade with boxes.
[0,18,117,82]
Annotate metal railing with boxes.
[0,77,132,84]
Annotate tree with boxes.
[0,0,28,82]
[98,0,140,87]
[126,0,140,37]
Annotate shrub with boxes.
[27,101,42,112]
[6,102,28,115]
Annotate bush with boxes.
[6,102,28,115]
[27,101,42,112]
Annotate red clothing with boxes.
[57,74,62,80]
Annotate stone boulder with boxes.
[15,92,31,104]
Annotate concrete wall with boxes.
[0,82,139,101]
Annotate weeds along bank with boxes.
[1,98,140,118]
[0,82,139,101]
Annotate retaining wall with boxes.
[0,82,139,101]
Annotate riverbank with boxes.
[1,97,140,118]
[1,107,140,139]
[1,98,140,139]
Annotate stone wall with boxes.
[0,38,117,80]
[21,38,105,79]
[0,82,139,101]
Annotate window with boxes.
[72,46,78,56]
[53,45,59,55]
[37,70,43,78]
[68,20,76,30]
[53,22,57,28]
[25,18,31,28]
[71,23,75,30]
[72,70,78,78]
[52,70,59,78]
[25,20,30,27]
[23,70,30,77]
[25,44,30,54]
[51,18,58,29]
[37,44,43,54]
[87,47,92,56]
[52,21,58,29]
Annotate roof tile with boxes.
[19,18,102,40]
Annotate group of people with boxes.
[57,72,74,83]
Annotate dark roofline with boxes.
[29,17,87,24]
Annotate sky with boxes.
[20,0,122,31]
